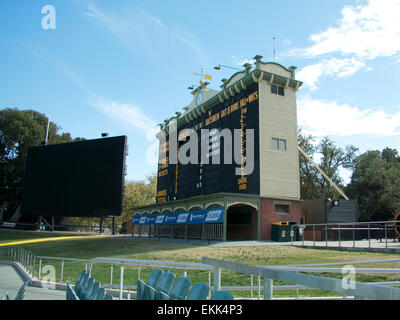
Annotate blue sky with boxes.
[1,0,400,183]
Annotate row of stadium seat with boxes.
[137,269,234,300]
[66,271,113,300]
[1,281,28,300]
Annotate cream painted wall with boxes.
[258,79,300,200]
[259,63,292,78]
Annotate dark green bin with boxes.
[271,222,292,242]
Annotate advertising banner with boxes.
[132,208,223,225]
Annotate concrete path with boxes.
[0,264,65,300]
[293,239,400,252]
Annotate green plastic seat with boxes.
[137,280,146,300]
[168,277,191,300]
[146,285,158,300]
[80,277,95,300]
[103,294,113,300]
[86,281,101,300]
[137,269,164,300]
[75,272,89,296]
[66,280,73,300]
[66,281,80,300]
[71,291,80,300]
[75,271,87,289]
[210,291,234,300]
[94,287,105,300]
[154,272,176,299]
[186,283,210,300]
[2,290,9,300]
[158,291,171,300]
[75,270,87,286]
[15,281,28,300]
[147,269,164,287]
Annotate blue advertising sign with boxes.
[139,216,147,225]
[146,215,156,225]
[164,213,178,224]
[204,208,223,223]
[155,215,165,224]
[176,213,189,224]
[188,210,206,224]
[132,216,141,225]
[132,208,224,225]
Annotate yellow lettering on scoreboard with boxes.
[205,111,220,127]
[220,91,258,120]
[158,169,168,177]
[157,197,167,203]
[159,141,169,154]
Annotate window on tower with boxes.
[271,84,285,96]
[272,138,287,151]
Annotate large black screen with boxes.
[21,136,127,217]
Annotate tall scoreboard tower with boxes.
[134,55,304,241]
[156,55,302,204]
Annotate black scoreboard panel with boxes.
[157,83,260,203]
[21,136,127,217]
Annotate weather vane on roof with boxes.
[193,67,212,85]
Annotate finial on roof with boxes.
[253,55,263,63]
[289,66,297,79]
[243,63,252,73]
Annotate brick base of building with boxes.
[259,198,303,241]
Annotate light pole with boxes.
[213,64,241,71]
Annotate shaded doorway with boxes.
[227,204,257,241]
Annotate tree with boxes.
[0,108,85,219]
[346,148,400,221]
[122,174,157,219]
[298,130,320,200]
[298,130,358,200]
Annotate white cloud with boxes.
[292,0,400,88]
[86,97,158,141]
[297,57,366,90]
[298,95,400,137]
[304,0,400,59]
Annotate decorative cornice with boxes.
[157,57,303,136]
[268,74,274,85]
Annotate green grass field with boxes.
[0,229,92,244]
[1,229,399,298]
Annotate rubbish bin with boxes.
[271,222,292,242]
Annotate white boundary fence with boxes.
[1,246,400,299]
[291,220,400,251]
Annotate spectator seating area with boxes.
[1,281,28,300]
[137,269,234,300]
[66,271,113,300]
[1,269,233,301]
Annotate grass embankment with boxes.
[1,230,398,298]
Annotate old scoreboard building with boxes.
[132,55,304,242]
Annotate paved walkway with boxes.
[0,264,65,300]
[129,236,400,251]
[209,240,293,248]
[293,239,400,252]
